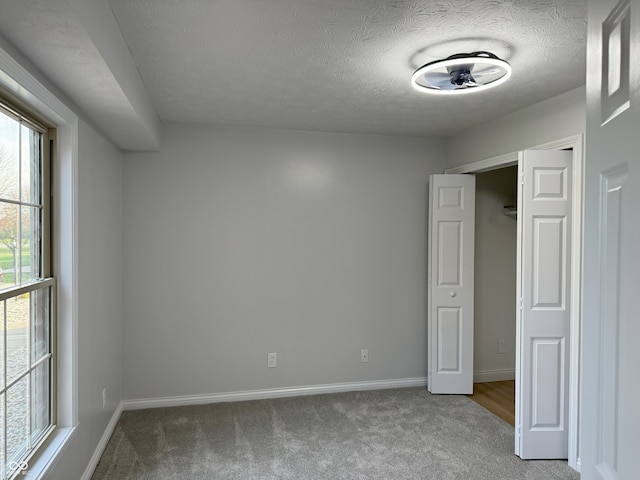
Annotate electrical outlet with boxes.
[497,339,505,354]
[361,349,369,363]
[267,352,277,368]
[102,388,107,409]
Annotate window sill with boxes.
[23,426,77,479]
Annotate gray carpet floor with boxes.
[92,387,580,479]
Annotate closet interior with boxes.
[467,166,518,424]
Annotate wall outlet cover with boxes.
[268,352,277,368]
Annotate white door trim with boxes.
[443,134,583,471]
[445,151,519,174]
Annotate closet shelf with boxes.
[502,206,517,218]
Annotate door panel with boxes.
[531,337,564,428]
[428,174,475,394]
[532,217,566,307]
[597,168,626,479]
[437,222,462,285]
[517,150,572,459]
[437,307,462,372]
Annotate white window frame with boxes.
[0,41,78,480]
[0,98,55,479]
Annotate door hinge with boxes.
[516,425,521,439]
[520,171,525,185]
[518,297,523,310]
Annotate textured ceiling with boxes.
[0,0,586,147]
[0,0,161,150]
[108,0,587,137]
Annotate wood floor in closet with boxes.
[467,380,515,426]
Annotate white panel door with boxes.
[517,150,573,459]
[428,174,475,394]
[582,1,640,478]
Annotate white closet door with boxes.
[428,174,475,394]
[517,149,572,459]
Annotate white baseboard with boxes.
[122,377,428,411]
[473,369,515,383]
[80,401,124,480]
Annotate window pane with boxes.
[32,287,50,362]
[20,125,41,206]
[21,206,41,282]
[31,362,50,442]
[5,293,29,386]
[0,113,19,202]
[6,376,29,467]
[0,302,4,388]
[0,203,19,287]
[0,392,5,478]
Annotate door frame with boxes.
[444,134,583,471]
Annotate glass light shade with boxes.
[411,52,512,95]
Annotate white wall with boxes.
[48,119,124,480]
[447,86,585,167]
[122,124,446,400]
[473,167,518,380]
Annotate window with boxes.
[0,100,53,480]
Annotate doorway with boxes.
[439,135,582,469]
[469,166,518,425]
[473,166,518,385]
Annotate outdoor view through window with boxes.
[0,101,54,479]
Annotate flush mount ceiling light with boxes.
[411,51,511,94]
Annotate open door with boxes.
[516,149,573,459]
[581,0,640,477]
[428,174,475,394]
